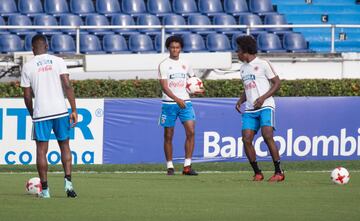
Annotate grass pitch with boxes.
[0,161,359,221]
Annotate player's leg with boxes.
[33,120,52,198]
[242,112,263,181]
[179,102,197,175]
[260,109,284,182]
[159,103,177,175]
[53,116,77,197]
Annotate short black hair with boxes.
[236,35,257,54]
[165,35,183,49]
[31,34,47,47]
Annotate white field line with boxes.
[1,170,360,175]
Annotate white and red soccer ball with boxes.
[26,177,42,195]
[331,167,350,185]
[186,77,203,94]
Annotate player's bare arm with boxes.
[159,79,186,109]
[236,91,247,113]
[254,76,281,109]
[61,74,78,127]
[23,87,34,117]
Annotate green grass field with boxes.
[0,161,359,221]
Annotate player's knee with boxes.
[186,129,195,138]
[262,133,274,142]
[242,136,253,146]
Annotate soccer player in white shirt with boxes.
[21,34,78,197]
[235,35,284,182]
[158,36,204,176]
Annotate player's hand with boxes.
[235,99,242,113]
[193,87,205,95]
[175,98,186,109]
[254,96,265,109]
[70,111,78,128]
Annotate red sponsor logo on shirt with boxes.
[169,80,185,88]
[37,65,53,72]
[245,81,257,90]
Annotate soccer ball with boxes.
[26,177,42,195]
[186,77,204,94]
[331,167,350,185]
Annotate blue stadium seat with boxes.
[0,17,8,34]
[0,0,18,16]
[121,0,147,16]
[44,0,69,16]
[50,34,76,53]
[154,34,170,52]
[213,14,243,35]
[80,34,103,54]
[257,33,286,53]
[96,0,121,16]
[181,33,206,52]
[162,14,188,34]
[187,14,214,35]
[136,14,161,35]
[0,34,23,53]
[59,14,83,35]
[34,15,62,35]
[172,0,198,16]
[223,0,250,16]
[103,34,129,53]
[206,33,231,52]
[128,34,155,53]
[18,0,44,16]
[249,0,276,16]
[231,33,246,50]
[8,14,36,35]
[283,32,310,52]
[264,14,291,34]
[198,0,224,16]
[24,33,37,51]
[85,14,113,35]
[70,0,95,17]
[147,0,172,17]
[111,14,138,35]
[239,14,266,34]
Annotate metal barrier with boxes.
[0,24,360,54]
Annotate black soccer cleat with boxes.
[182,166,198,176]
[66,189,78,198]
[167,168,175,176]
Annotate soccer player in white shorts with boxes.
[235,35,284,182]
[21,34,78,197]
[158,36,204,176]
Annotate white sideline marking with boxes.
[1,170,360,175]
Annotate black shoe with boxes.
[167,168,175,175]
[67,189,77,198]
[182,166,198,176]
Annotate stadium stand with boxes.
[24,33,36,51]
[181,33,206,52]
[0,34,23,53]
[1,0,359,53]
[257,33,286,53]
[80,34,102,54]
[44,0,70,16]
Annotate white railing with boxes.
[0,24,359,54]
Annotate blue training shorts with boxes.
[242,108,275,132]
[32,116,70,141]
[159,101,195,127]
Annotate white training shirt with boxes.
[240,57,278,111]
[20,54,69,122]
[158,57,195,102]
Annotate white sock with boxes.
[167,161,174,169]
[184,158,191,167]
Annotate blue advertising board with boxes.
[103,97,360,164]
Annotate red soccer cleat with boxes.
[268,172,285,182]
[182,166,198,176]
[253,173,264,181]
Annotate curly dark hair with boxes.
[165,35,184,49]
[236,35,257,54]
[31,34,47,46]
